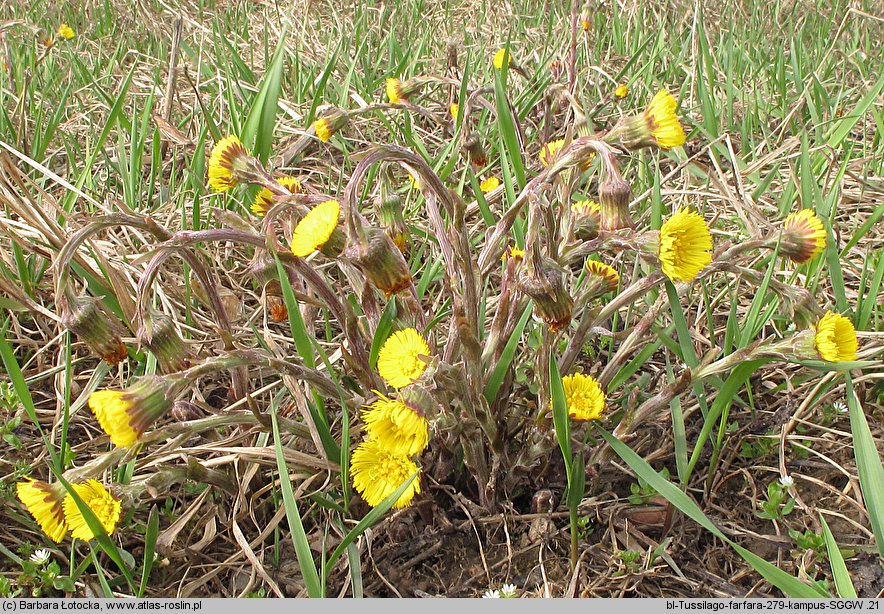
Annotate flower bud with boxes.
[376,193,408,252]
[598,175,634,231]
[139,310,191,373]
[608,90,686,151]
[464,132,488,168]
[570,200,600,240]
[264,280,288,323]
[61,296,128,364]
[386,77,427,104]
[776,209,827,264]
[519,256,573,332]
[347,226,413,298]
[584,259,620,298]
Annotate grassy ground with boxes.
[0,0,882,598]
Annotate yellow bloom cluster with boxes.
[352,328,433,509]
[560,372,606,421]
[17,479,122,543]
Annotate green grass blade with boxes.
[819,514,857,598]
[241,34,287,164]
[483,304,532,404]
[846,373,884,559]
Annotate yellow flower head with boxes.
[63,480,122,541]
[386,78,404,104]
[57,24,75,40]
[362,392,430,456]
[449,103,459,120]
[17,480,67,543]
[351,440,421,508]
[208,135,249,192]
[88,377,173,448]
[644,90,686,149]
[539,139,565,167]
[659,208,713,282]
[781,209,826,264]
[585,260,620,293]
[290,199,341,257]
[313,108,348,142]
[504,246,525,262]
[571,199,600,216]
[493,48,511,70]
[377,328,430,389]
[614,84,629,99]
[814,311,858,362]
[314,117,333,142]
[580,18,591,31]
[251,176,302,217]
[561,373,606,421]
[479,176,500,193]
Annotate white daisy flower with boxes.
[779,475,794,488]
[500,583,518,598]
[482,589,501,599]
[833,401,848,414]
[30,549,50,565]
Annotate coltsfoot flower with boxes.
[63,480,122,541]
[313,108,348,142]
[449,103,459,120]
[57,24,75,40]
[780,209,826,264]
[207,135,250,192]
[585,260,620,294]
[658,208,713,282]
[88,376,174,448]
[290,199,344,257]
[350,440,421,508]
[561,372,606,421]
[252,176,302,217]
[61,296,128,365]
[598,175,634,231]
[479,176,500,193]
[814,311,858,362]
[614,84,629,99]
[377,328,431,389]
[571,199,601,240]
[17,480,68,543]
[492,48,511,70]
[346,226,413,297]
[610,89,686,150]
[519,256,574,332]
[362,391,430,456]
[539,139,565,167]
[386,77,426,104]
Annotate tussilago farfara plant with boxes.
[22,42,866,583]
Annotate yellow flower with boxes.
[350,440,421,509]
[449,103,459,120]
[561,373,606,421]
[88,377,173,448]
[645,90,686,149]
[377,328,430,389]
[17,480,67,543]
[571,199,600,215]
[207,135,249,192]
[580,19,591,31]
[507,246,525,261]
[314,117,333,142]
[585,260,620,293]
[290,199,340,257]
[386,78,404,104]
[313,108,348,142]
[781,209,826,264]
[814,311,858,362]
[57,24,75,40]
[362,392,429,456]
[659,208,713,282]
[539,139,565,167]
[251,176,302,217]
[479,176,500,193]
[63,480,122,541]
[493,48,511,70]
[614,84,628,99]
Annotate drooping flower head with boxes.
[252,176,303,217]
[493,48,512,70]
[658,208,713,282]
[479,176,500,193]
[464,132,487,168]
[585,259,620,294]
[350,440,421,508]
[377,328,431,389]
[60,295,128,365]
[57,24,75,40]
[346,226,413,297]
[290,199,343,258]
[519,256,574,332]
[139,310,191,374]
[614,84,629,99]
[362,390,430,456]
[386,78,426,104]
[814,311,858,362]
[610,89,686,150]
[313,108,349,143]
[598,175,634,231]
[780,209,827,264]
[62,480,122,541]
[561,373,606,421]
[88,376,174,448]
[571,199,601,240]
[17,480,67,543]
[207,135,250,192]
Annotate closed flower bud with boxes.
[464,132,488,168]
[264,280,288,323]
[61,296,128,364]
[519,256,574,332]
[598,175,634,231]
[776,209,827,264]
[376,193,409,252]
[313,108,349,143]
[347,226,413,298]
[139,310,191,373]
[386,77,427,104]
